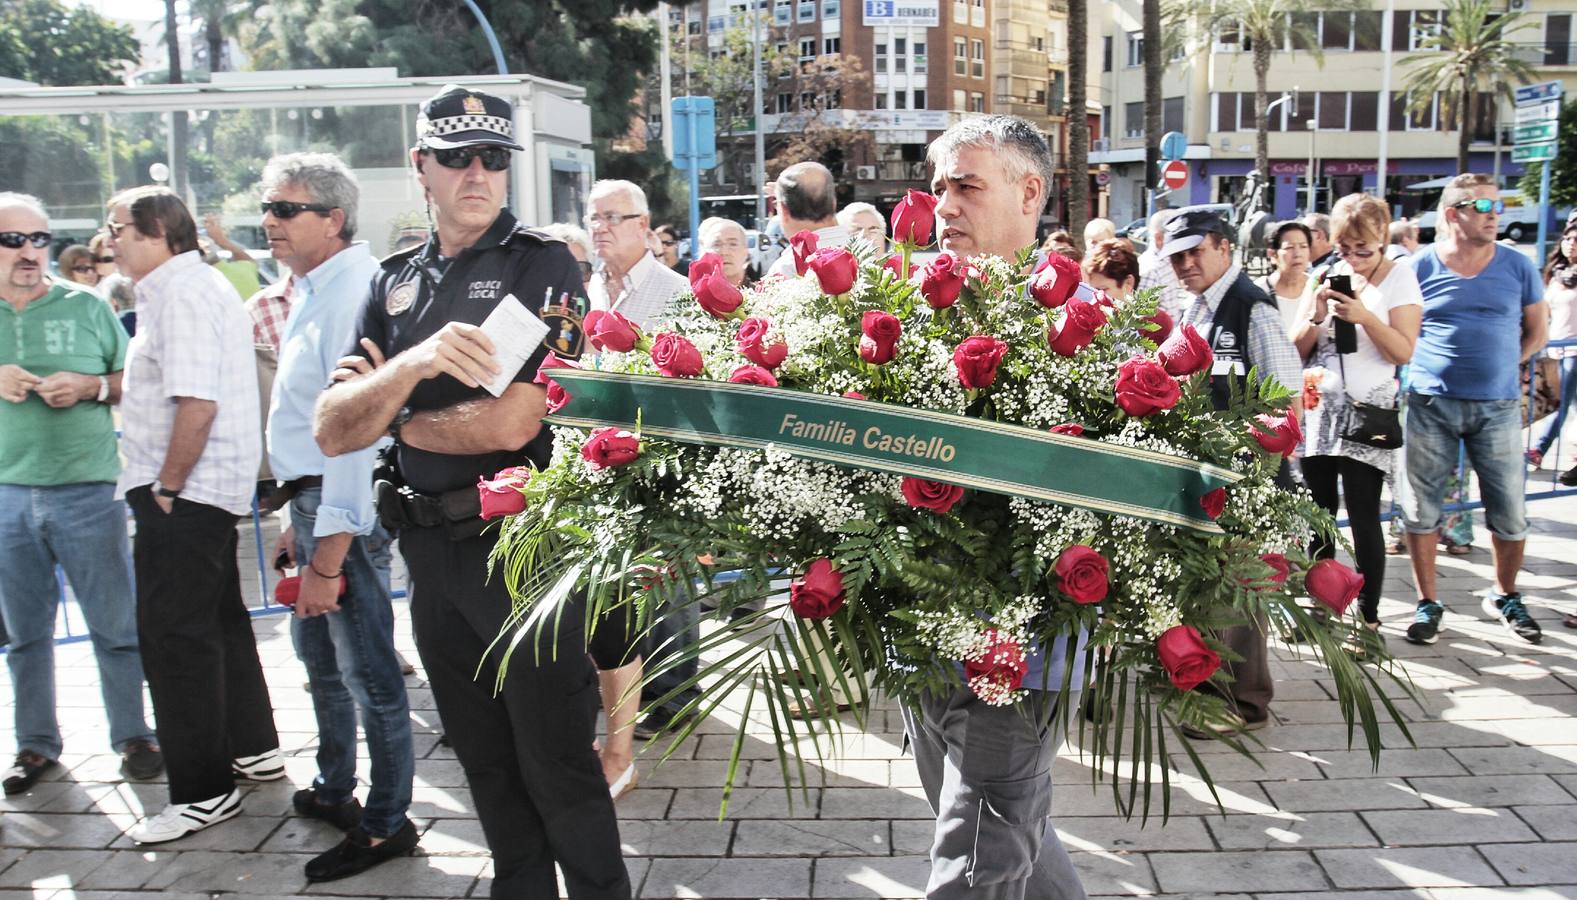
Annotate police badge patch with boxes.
[386,282,418,316]
[539,299,586,360]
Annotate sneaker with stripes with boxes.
[129,788,241,844]
[232,749,286,781]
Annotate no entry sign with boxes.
[1162,160,1189,190]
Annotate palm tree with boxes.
[1142,0,1163,210]
[1067,0,1088,246]
[1402,0,1535,172]
[164,0,189,198]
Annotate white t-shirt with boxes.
[1255,273,1310,340]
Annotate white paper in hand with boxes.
[477,294,551,397]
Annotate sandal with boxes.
[1445,543,1471,556]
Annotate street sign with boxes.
[1514,80,1564,106]
[1514,101,1560,125]
[1161,160,1189,190]
[1513,121,1559,144]
[1512,141,1559,164]
[1160,131,1187,161]
[862,0,939,26]
[671,96,717,169]
[1095,171,1111,186]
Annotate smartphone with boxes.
[1325,273,1359,354]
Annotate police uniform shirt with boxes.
[349,210,589,495]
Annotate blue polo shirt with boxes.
[1406,245,1543,401]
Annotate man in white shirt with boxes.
[107,186,280,845]
[1137,207,1185,317]
[585,179,687,329]
[765,161,850,277]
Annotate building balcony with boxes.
[1510,41,1576,67]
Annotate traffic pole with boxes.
[1535,161,1552,265]
[688,105,702,246]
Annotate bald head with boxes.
[775,162,838,233]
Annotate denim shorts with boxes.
[1400,392,1528,541]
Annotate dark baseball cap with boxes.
[415,84,524,151]
[1158,208,1233,258]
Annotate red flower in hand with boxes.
[580,428,641,469]
[1157,625,1220,692]
[789,558,846,620]
[583,309,641,353]
[917,254,967,309]
[807,247,858,295]
[728,364,779,387]
[1306,559,1364,616]
[1250,413,1302,458]
[650,332,704,378]
[1048,299,1105,356]
[1114,356,1181,416]
[890,189,939,246]
[1156,323,1213,377]
[859,310,902,365]
[1199,487,1227,520]
[1029,252,1084,308]
[737,317,787,369]
[545,380,571,413]
[901,477,965,514]
[477,466,531,519]
[688,252,723,290]
[953,335,1009,389]
[694,271,744,319]
[1055,544,1109,604]
[965,629,1027,704]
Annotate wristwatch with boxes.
[154,481,181,500]
[96,376,109,403]
[388,406,414,441]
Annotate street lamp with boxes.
[1304,117,1318,215]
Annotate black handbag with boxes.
[1337,356,1402,450]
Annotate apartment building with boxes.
[664,0,1074,222]
[1085,1,1576,226]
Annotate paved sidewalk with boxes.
[2,496,1576,899]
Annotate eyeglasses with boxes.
[576,260,594,281]
[70,264,95,274]
[103,220,127,239]
[430,145,512,172]
[584,212,643,229]
[94,256,115,264]
[0,231,51,249]
[260,200,336,219]
[659,239,677,247]
[1452,198,1506,215]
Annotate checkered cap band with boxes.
[417,114,515,140]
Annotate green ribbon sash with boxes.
[545,369,1243,533]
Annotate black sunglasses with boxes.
[94,256,115,264]
[431,145,512,172]
[260,200,336,219]
[0,231,51,249]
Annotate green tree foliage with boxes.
[1517,99,1576,210]
[0,0,140,86]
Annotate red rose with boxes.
[1029,252,1084,308]
[1054,544,1109,604]
[532,352,580,386]
[1260,553,1290,586]
[1114,356,1181,416]
[477,467,530,519]
[1143,307,1174,345]
[728,364,779,387]
[687,252,723,290]
[953,335,1009,389]
[650,332,705,378]
[1048,299,1105,356]
[890,189,939,246]
[901,477,965,514]
[1199,486,1227,520]
[1157,625,1220,692]
[789,558,846,620]
[583,309,640,353]
[790,231,818,276]
[859,310,902,365]
[1306,558,1364,616]
[1250,412,1302,458]
[545,379,571,413]
[916,254,967,310]
[965,629,1027,703]
[1049,423,1085,436]
[882,254,904,277]
[736,317,787,369]
[1156,323,1213,377]
[580,427,641,469]
[694,271,744,319]
[807,247,858,295]
[842,390,866,400]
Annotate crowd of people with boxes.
[2,80,1576,900]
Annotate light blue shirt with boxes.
[266,242,381,537]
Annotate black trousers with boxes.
[401,525,629,900]
[127,487,279,803]
[1301,454,1387,625]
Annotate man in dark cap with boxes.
[1159,207,1303,739]
[314,85,625,899]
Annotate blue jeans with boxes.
[1402,392,1529,541]
[288,488,413,839]
[0,482,153,758]
[1534,356,1577,456]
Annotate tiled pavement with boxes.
[3,496,1577,899]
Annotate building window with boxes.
[970,91,985,113]
[822,0,840,18]
[775,0,790,25]
[955,38,967,75]
[954,89,967,111]
[1162,96,1183,134]
[1124,100,1144,138]
[825,37,840,55]
[1215,20,1241,51]
[1213,92,1238,132]
[1548,14,1573,66]
[798,0,815,22]
[1350,91,1378,130]
[1318,91,1348,129]
[1102,35,1113,71]
[707,15,724,33]
[1353,11,1382,51]
[777,93,793,113]
[801,91,817,110]
[875,41,888,73]
[1032,88,1046,105]
[914,42,927,72]
[876,92,888,109]
[895,90,908,110]
[913,89,926,108]
[1102,105,1112,139]
[895,37,906,72]
[954,0,966,25]
[799,37,816,62]
[971,39,985,77]
[1126,31,1143,67]
[1321,11,1352,50]
[1393,10,1441,50]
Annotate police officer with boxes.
[313,85,626,900]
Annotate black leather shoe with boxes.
[292,787,363,831]
[304,821,419,883]
[4,751,58,796]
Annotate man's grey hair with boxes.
[260,152,360,240]
[927,115,1054,207]
[539,222,594,260]
[0,192,49,224]
[1148,208,1178,240]
[1439,173,1496,212]
[775,162,837,222]
[589,179,650,216]
[698,216,747,249]
[1301,212,1331,239]
[836,201,882,231]
[1388,219,1417,243]
[1084,217,1117,245]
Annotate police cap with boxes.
[415,84,524,151]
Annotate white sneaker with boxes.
[231,749,286,781]
[129,788,241,844]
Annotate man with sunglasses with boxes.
[314,85,627,900]
[1401,174,1549,646]
[0,193,161,799]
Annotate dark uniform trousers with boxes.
[402,523,630,900]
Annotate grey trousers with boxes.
[900,688,1088,900]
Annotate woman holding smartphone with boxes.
[1292,193,1423,644]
